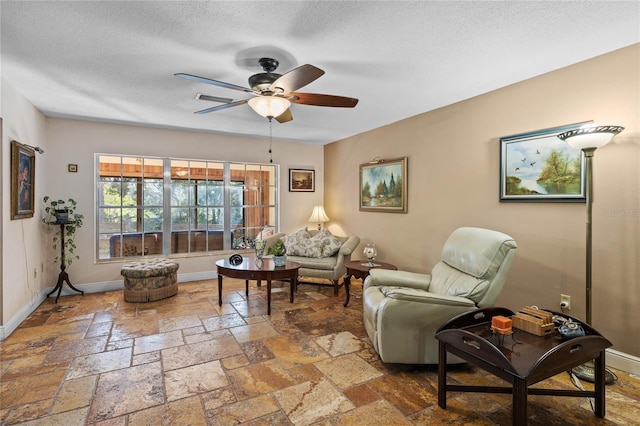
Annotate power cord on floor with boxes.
[569,370,595,413]
[568,368,618,414]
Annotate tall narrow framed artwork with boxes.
[500,123,590,202]
[360,157,407,213]
[11,140,36,219]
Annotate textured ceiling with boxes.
[1,1,639,145]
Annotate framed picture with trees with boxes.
[500,123,589,202]
[359,157,407,213]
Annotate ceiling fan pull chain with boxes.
[269,117,273,163]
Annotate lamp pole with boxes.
[558,124,623,384]
[583,147,596,325]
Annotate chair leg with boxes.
[333,279,339,296]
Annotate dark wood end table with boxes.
[343,260,397,307]
[216,257,300,315]
[435,307,612,425]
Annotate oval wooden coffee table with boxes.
[216,257,300,315]
[343,260,397,307]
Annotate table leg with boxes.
[47,270,83,303]
[594,352,606,417]
[218,275,223,306]
[47,272,65,302]
[513,378,527,426]
[290,275,295,303]
[438,342,447,409]
[63,274,84,295]
[267,280,272,315]
[343,274,352,307]
[245,280,249,297]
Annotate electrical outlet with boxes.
[560,294,571,309]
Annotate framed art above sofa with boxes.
[359,157,407,213]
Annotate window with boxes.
[96,155,277,261]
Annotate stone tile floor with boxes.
[1,278,639,425]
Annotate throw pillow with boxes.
[256,227,275,240]
[312,228,344,257]
[287,238,323,258]
[283,228,311,255]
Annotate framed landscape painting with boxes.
[360,157,407,213]
[11,140,36,219]
[500,122,589,202]
[289,169,315,192]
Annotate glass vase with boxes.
[363,243,377,267]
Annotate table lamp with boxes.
[308,205,330,230]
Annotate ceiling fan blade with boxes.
[194,99,248,114]
[269,64,324,94]
[275,108,293,123]
[196,93,234,104]
[289,92,359,108]
[175,73,252,93]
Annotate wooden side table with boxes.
[435,307,612,425]
[343,260,397,307]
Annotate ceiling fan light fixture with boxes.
[248,96,291,119]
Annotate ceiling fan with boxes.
[175,57,358,123]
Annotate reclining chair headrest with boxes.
[441,227,517,279]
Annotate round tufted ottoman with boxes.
[121,259,179,302]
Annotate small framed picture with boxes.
[68,164,78,173]
[289,169,315,192]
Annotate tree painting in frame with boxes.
[289,169,315,192]
[11,140,36,219]
[360,157,407,213]
[500,122,589,202]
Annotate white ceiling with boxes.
[1,1,639,145]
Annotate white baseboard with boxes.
[606,348,640,376]
[2,274,639,378]
[0,271,216,340]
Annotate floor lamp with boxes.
[557,124,624,383]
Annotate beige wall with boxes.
[42,118,325,285]
[1,78,49,327]
[325,44,640,357]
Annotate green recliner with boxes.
[363,227,517,364]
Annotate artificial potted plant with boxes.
[268,239,287,267]
[42,196,84,267]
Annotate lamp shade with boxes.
[248,96,291,118]
[557,125,624,150]
[308,205,330,224]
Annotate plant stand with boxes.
[47,221,83,303]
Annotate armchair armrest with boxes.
[333,236,360,274]
[364,269,432,291]
[339,236,360,256]
[380,286,476,307]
